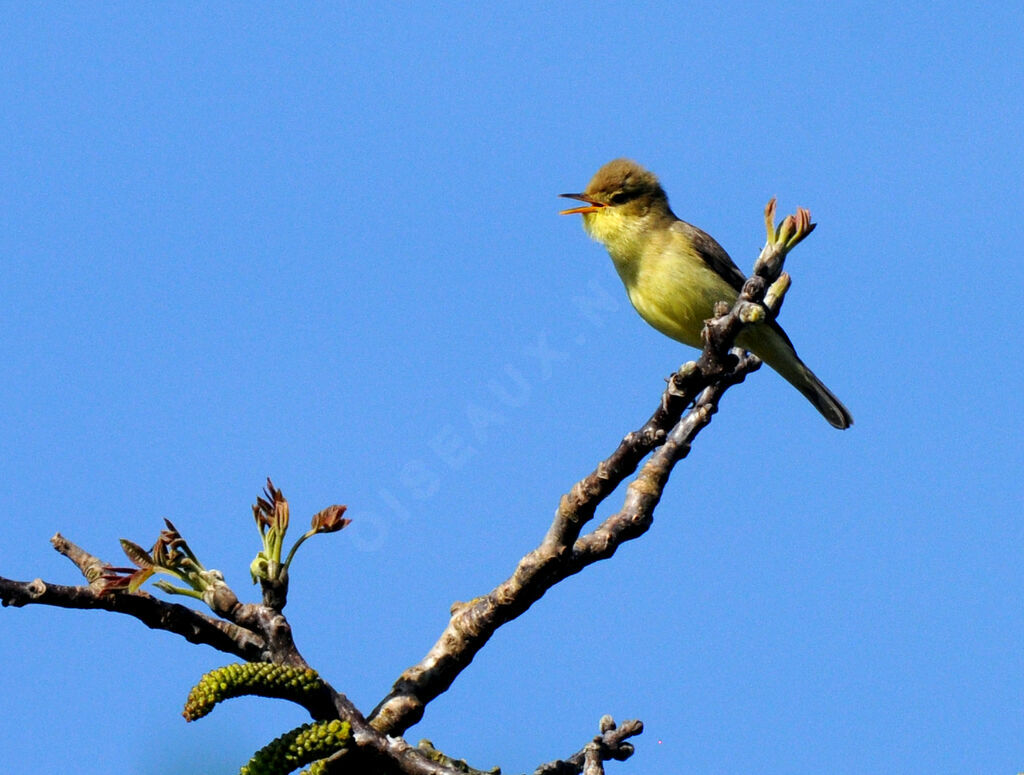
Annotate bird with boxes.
[560,158,852,429]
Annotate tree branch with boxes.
[316,688,500,775]
[368,200,809,736]
[368,353,756,735]
[535,716,644,775]
[2,528,306,664]
[0,575,265,659]
[1,199,815,775]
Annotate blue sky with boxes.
[2,3,1022,773]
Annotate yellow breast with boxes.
[614,232,739,349]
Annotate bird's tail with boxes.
[741,325,853,430]
[780,357,854,430]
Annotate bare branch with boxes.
[571,361,756,566]
[51,533,109,585]
[0,575,264,659]
[536,717,644,775]
[315,688,497,775]
[368,353,758,735]
[369,201,806,736]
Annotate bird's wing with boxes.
[668,221,800,355]
[669,220,747,292]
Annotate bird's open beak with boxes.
[558,193,606,215]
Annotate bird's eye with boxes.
[608,191,633,205]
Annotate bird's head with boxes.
[559,158,672,246]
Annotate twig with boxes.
[51,532,109,585]
[0,575,265,659]
[3,528,306,664]
[535,717,644,775]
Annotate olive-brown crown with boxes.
[583,158,668,209]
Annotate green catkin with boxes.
[183,662,327,721]
[239,720,350,775]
